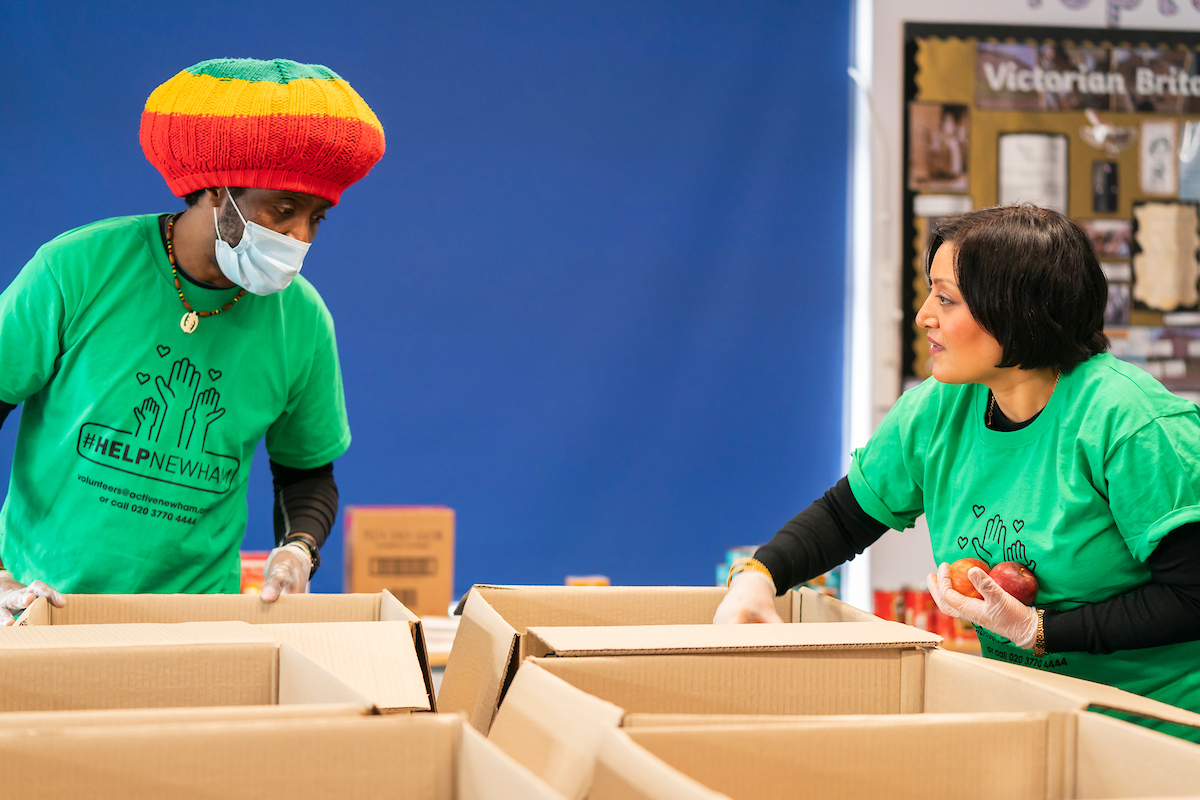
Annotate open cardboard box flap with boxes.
[259,621,430,712]
[523,621,940,658]
[442,585,895,732]
[928,647,1200,732]
[0,711,565,799]
[16,595,436,712]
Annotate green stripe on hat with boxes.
[185,58,343,84]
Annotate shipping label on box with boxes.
[344,506,455,617]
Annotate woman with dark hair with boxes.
[714,205,1200,735]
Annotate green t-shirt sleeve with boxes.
[1105,412,1200,562]
[264,305,351,469]
[847,390,926,531]
[0,249,68,405]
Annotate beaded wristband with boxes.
[727,557,773,588]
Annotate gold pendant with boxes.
[180,311,199,334]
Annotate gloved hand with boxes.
[928,561,1038,648]
[260,543,311,602]
[713,570,784,624]
[0,570,65,626]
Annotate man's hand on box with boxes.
[260,543,311,602]
[713,570,783,624]
[0,570,64,626]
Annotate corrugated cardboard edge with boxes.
[382,590,439,712]
[0,703,375,730]
[588,728,729,800]
[460,720,570,800]
[489,661,626,800]
[455,585,801,622]
[439,589,520,733]
[523,622,940,658]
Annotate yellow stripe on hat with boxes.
[144,71,383,135]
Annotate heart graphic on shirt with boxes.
[972,505,985,518]
[136,373,150,385]
[1013,520,1024,533]
[956,536,968,549]
[156,345,170,357]
[208,369,222,381]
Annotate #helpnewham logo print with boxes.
[75,346,240,494]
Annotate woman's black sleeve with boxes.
[270,460,339,550]
[1043,522,1200,654]
[752,476,891,595]
[0,402,14,428]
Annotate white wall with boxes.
[843,0,1200,608]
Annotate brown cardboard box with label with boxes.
[345,505,455,617]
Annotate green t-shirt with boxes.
[0,214,351,594]
[849,353,1200,724]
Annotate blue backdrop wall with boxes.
[0,2,851,598]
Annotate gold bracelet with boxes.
[727,557,773,588]
[1033,608,1046,657]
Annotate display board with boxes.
[902,23,1200,402]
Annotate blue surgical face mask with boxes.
[213,190,310,295]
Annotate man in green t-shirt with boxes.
[0,58,386,622]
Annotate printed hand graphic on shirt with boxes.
[1005,540,1036,572]
[132,397,160,440]
[78,351,239,495]
[153,358,201,447]
[972,514,1007,562]
[180,388,226,452]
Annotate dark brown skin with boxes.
[171,187,332,287]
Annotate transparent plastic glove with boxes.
[928,562,1038,648]
[713,570,784,624]
[0,570,65,626]
[260,544,311,603]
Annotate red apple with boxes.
[949,558,989,599]
[989,561,1038,605]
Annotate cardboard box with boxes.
[344,505,455,617]
[439,584,884,732]
[0,621,375,713]
[16,590,436,713]
[489,642,1200,800]
[588,714,1200,800]
[0,713,565,799]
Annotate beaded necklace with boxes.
[165,212,246,334]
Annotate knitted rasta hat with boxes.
[140,58,385,206]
